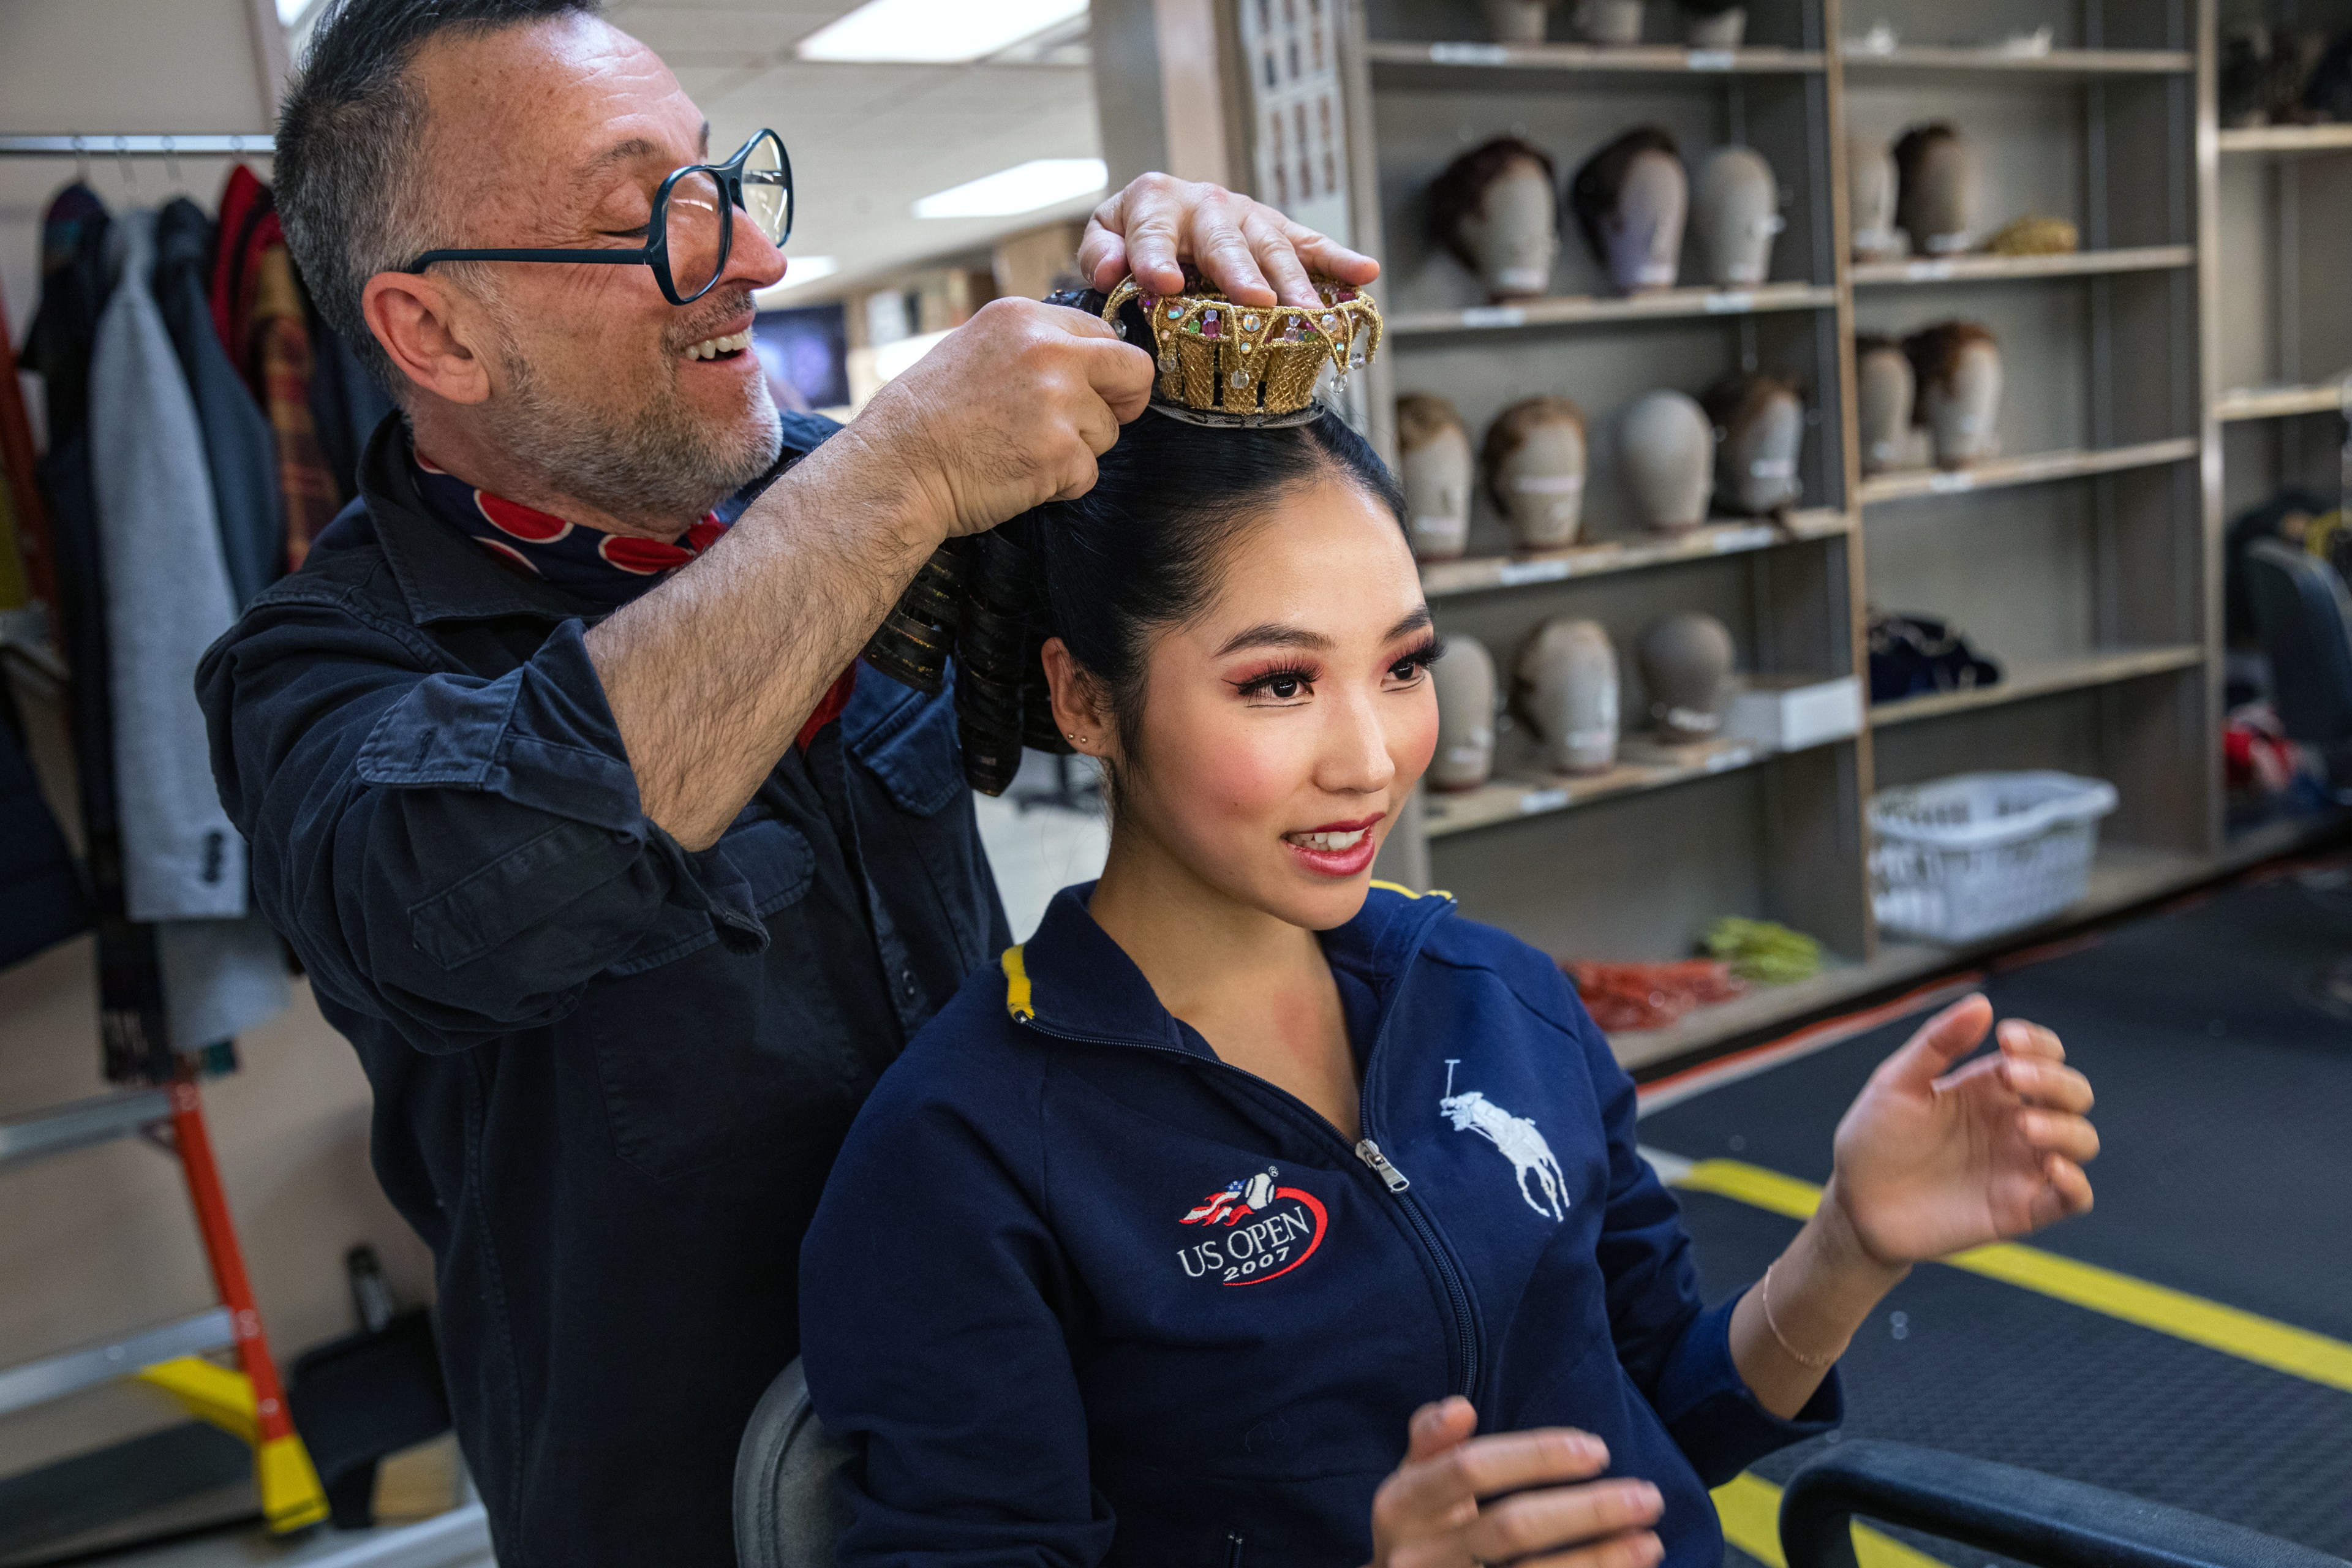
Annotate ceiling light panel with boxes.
[913,157,1107,219]
[796,0,1089,63]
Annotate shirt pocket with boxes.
[585,818,860,1183]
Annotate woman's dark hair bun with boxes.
[859,287,1409,797]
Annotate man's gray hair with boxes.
[275,0,602,390]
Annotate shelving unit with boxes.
[1217,0,2342,1065]
[2201,0,2352,853]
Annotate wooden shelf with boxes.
[1857,437,2197,505]
[1418,510,1850,600]
[1389,282,1834,339]
[1870,646,2204,728]
[2213,382,2349,423]
[1425,736,1795,840]
[1850,246,2193,287]
[2217,123,2352,155]
[1609,813,2348,1070]
[1841,46,2193,78]
[1365,40,1825,77]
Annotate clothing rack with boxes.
[0,134,275,156]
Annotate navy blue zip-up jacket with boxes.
[800,883,1840,1567]
[197,414,1009,1568]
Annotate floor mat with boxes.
[1638,865,2352,1564]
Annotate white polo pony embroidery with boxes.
[1440,1059,1569,1221]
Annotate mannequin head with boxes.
[1676,0,1746,48]
[1904,320,2002,469]
[1701,372,1804,516]
[1571,127,1687,295]
[1574,0,1646,43]
[1429,137,1562,301]
[1847,135,1904,262]
[1483,0,1559,42]
[1893,123,1980,257]
[1482,395,1591,551]
[1430,635,1499,790]
[1517,618,1620,774]
[1396,393,1476,561]
[1692,145,1784,287]
[1854,334,1915,475]
[1618,388,1714,531]
[1637,612,1734,741]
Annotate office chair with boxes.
[2244,539,2352,793]
[733,1357,852,1568]
[1782,1441,2348,1568]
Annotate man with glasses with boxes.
[195,2,1378,1563]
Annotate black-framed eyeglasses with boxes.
[402,129,793,306]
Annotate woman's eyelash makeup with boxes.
[1231,662,1322,698]
[1392,636,1445,676]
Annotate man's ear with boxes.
[362,270,494,405]
[1040,638,1116,760]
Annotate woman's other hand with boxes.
[1826,993,2098,1267]
[1366,1398,1665,1568]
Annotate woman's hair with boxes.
[1427,136,1558,273]
[1569,126,1680,268]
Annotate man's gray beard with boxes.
[483,333,785,531]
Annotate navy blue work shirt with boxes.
[197,413,1009,1568]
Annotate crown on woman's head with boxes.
[1105,271,1384,428]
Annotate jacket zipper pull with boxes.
[1355,1139,1411,1193]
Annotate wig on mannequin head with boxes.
[1674,0,1746,47]
[1570,126,1687,294]
[1428,136,1561,300]
[1481,394,1590,551]
[1396,392,1475,560]
[1700,371,1804,516]
[1902,320,2002,470]
[1854,333,1916,475]
[1892,122,1979,257]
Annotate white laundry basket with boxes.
[1869,772,2119,943]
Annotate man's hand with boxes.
[1081,173,1382,308]
[859,296,1154,540]
[1367,1399,1665,1568]
[1828,994,2099,1266]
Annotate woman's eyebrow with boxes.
[1213,623,1332,657]
[1387,606,1434,641]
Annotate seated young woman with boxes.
[798,287,2101,1568]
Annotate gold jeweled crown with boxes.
[1104,272,1384,428]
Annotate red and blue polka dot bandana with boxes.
[412,450,727,609]
[412,450,856,747]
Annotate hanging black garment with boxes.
[1868,611,2003,704]
[156,197,284,611]
[303,288,396,508]
[0,683,88,968]
[22,183,172,1080]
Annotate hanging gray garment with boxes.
[90,208,248,922]
[90,208,288,1044]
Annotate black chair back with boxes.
[2245,540,2352,782]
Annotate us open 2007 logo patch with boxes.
[1175,1166,1327,1286]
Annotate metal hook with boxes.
[114,135,139,194]
[163,134,183,192]
[70,134,91,186]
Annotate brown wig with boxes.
[1901,320,1997,421]
[1699,371,1800,437]
[1891,123,1962,242]
[1480,395,1588,512]
[1396,392,1468,454]
[1569,126,1681,269]
[1427,137,1559,273]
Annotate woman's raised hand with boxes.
[1367,1398,1665,1568]
[1826,993,2098,1267]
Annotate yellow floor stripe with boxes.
[1712,1472,1949,1568]
[1672,1159,2352,1394]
